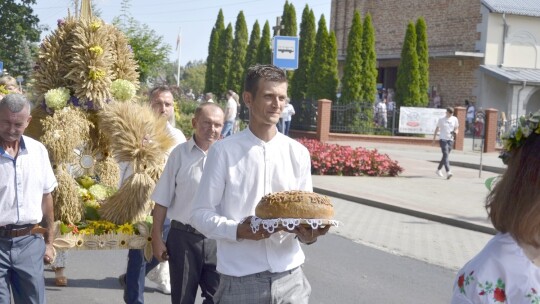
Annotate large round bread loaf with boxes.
[255,190,334,219]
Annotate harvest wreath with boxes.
[26,6,171,260]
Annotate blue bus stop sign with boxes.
[272,36,299,70]
[0,61,3,75]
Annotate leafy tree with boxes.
[307,15,337,100]
[204,9,224,94]
[416,17,429,106]
[181,60,206,96]
[115,17,171,83]
[214,23,233,98]
[290,6,316,101]
[281,1,297,36]
[244,21,261,73]
[0,0,41,78]
[228,11,248,94]
[339,11,363,104]
[396,22,421,107]
[360,13,377,103]
[256,21,272,65]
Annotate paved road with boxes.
[44,196,490,303]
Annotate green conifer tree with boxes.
[228,11,248,94]
[281,1,297,36]
[360,12,377,104]
[204,9,224,93]
[290,6,316,101]
[244,21,261,77]
[308,15,334,100]
[339,11,363,104]
[396,22,421,107]
[326,31,339,100]
[416,17,429,106]
[214,23,233,98]
[256,21,272,65]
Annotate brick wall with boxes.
[331,0,483,58]
[429,57,482,108]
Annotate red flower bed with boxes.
[297,138,403,176]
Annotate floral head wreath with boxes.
[500,110,540,164]
[0,85,8,95]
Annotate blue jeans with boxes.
[283,120,291,136]
[438,139,453,172]
[124,219,170,304]
[221,120,234,138]
[0,235,45,304]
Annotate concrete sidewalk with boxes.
[312,139,505,235]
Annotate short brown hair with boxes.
[486,132,540,246]
[244,65,287,97]
[149,85,173,101]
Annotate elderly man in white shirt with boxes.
[0,94,57,304]
[151,102,224,304]
[191,64,329,304]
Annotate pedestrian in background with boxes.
[280,97,295,136]
[0,93,57,303]
[451,110,540,303]
[433,107,459,179]
[465,99,475,134]
[204,92,214,103]
[221,90,237,138]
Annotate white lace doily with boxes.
[249,216,340,233]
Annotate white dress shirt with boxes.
[0,136,57,226]
[151,137,206,224]
[190,128,313,277]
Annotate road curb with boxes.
[314,187,497,235]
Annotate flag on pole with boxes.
[176,33,181,51]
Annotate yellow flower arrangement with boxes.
[117,223,135,235]
[90,20,101,31]
[0,85,8,95]
[89,45,104,56]
[88,69,106,80]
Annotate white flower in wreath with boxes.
[128,221,153,262]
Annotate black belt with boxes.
[0,224,44,238]
[170,220,202,236]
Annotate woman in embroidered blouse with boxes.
[451,111,540,303]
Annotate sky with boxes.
[32,0,332,66]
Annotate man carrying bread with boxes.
[191,64,329,303]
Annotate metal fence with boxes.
[290,99,401,135]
